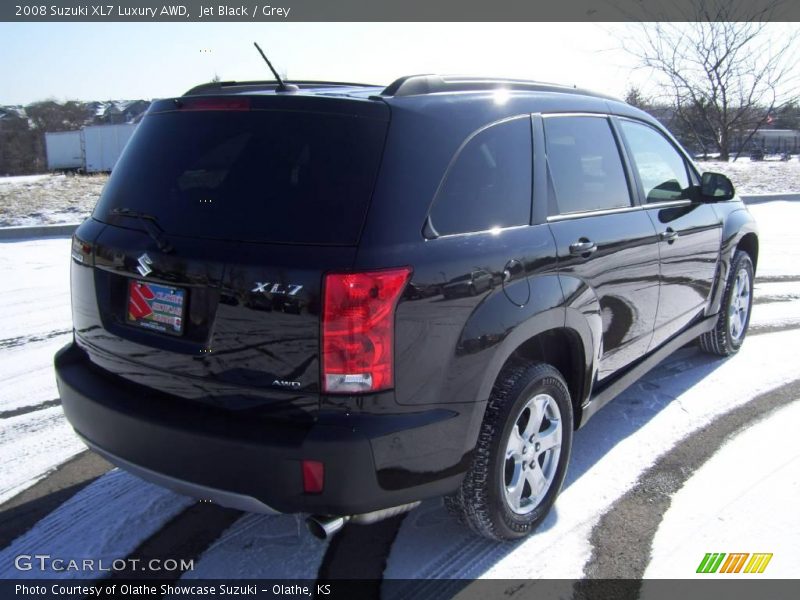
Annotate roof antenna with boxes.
[253,42,298,92]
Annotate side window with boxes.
[430,117,532,236]
[619,120,691,203]
[543,116,631,214]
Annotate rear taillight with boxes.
[71,234,92,264]
[322,267,412,394]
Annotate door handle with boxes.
[660,228,679,243]
[569,240,598,256]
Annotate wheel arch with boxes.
[505,328,589,428]
[710,206,759,315]
[737,231,759,271]
[476,318,594,431]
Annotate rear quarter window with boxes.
[429,116,532,236]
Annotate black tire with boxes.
[445,361,573,541]
[699,250,754,356]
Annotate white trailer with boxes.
[45,130,83,170]
[82,124,137,173]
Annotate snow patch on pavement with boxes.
[0,238,71,342]
[644,400,800,578]
[0,407,86,504]
[0,469,194,578]
[749,301,800,331]
[748,202,800,279]
[0,339,70,413]
[0,238,79,501]
[753,281,800,302]
[180,513,328,580]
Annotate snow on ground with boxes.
[696,159,800,195]
[0,238,71,413]
[0,407,86,505]
[644,400,800,579]
[383,328,800,585]
[749,300,800,331]
[179,513,329,580]
[0,173,107,227]
[746,201,800,279]
[0,469,194,579]
[0,238,80,502]
[0,339,70,414]
[0,174,52,186]
[753,281,800,303]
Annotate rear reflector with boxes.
[322,267,412,394]
[178,97,250,111]
[302,460,324,494]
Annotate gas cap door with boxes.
[502,258,530,307]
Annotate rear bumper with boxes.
[55,342,475,515]
[79,433,280,513]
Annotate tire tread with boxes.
[446,360,572,541]
[699,249,753,357]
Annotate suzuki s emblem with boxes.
[137,253,153,277]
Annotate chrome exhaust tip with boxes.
[305,515,349,540]
[306,501,422,540]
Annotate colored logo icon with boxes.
[696,552,773,574]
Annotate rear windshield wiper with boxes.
[110,208,174,253]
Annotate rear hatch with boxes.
[74,94,389,415]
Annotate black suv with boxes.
[55,75,758,541]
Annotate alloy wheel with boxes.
[503,393,562,515]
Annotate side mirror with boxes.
[700,172,735,201]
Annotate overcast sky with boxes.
[1,22,796,105]
[0,22,651,104]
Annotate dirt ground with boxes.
[0,173,108,227]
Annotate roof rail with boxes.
[381,75,610,99]
[183,80,380,96]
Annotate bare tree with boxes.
[623,1,799,160]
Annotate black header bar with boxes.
[3,0,800,22]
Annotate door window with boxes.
[619,120,691,203]
[543,116,631,215]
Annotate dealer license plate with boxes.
[126,280,186,336]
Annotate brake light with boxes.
[178,97,250,111]
[322,267,412,393]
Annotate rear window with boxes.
[94,107,388,244]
